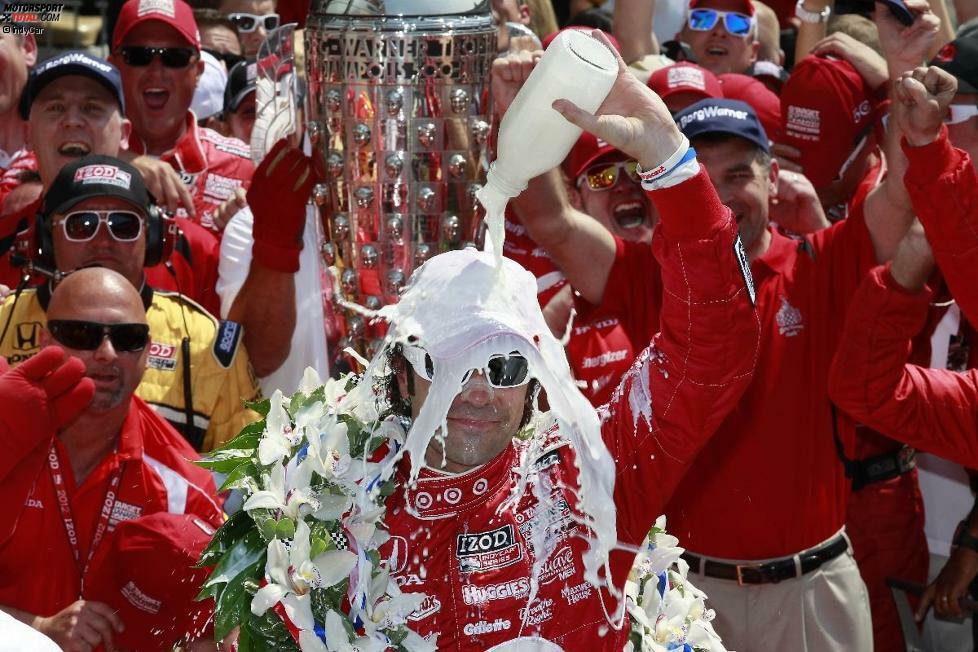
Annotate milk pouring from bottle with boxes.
[478,30,619,263]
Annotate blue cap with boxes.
[19,51,125,120]
[674,99,769,153]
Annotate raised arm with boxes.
[223,141,313,378]
[893,66,978,324]
[554,32,760,541]
[829,224,978,468]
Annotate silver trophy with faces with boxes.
[302,0,496,356]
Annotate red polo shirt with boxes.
[601,211,876,558]
[128,112,254,236]
[0,396,223,619]
[503,212,638,406]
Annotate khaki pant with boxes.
[689,531,874,652]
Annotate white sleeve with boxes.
[216,206,255,319]
[0,610,61,652]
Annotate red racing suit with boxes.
[128,113,255,236]
[379,167,760,650]
[902,126,978,324]
[830,264,978,468]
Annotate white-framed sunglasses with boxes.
[945,104,978,125]
[402,345,531,388]
[228,12,280,33]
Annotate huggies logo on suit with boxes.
[74,165,132,190]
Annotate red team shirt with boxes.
[0,397,223,618]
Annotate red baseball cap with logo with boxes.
[719,73,781,141]
[562,131,625,180]
[779,55,875,190]
[689,0,756,16]
[648,62,723,107]
[112,0,200,51]
[85,512,216,651]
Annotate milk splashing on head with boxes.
[338,248,623,625]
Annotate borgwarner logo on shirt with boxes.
[74,165,132,190]
[457,524,523,574]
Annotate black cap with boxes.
[931,34,978,94]
[42,155,150,218]
[20,51,125,120]
[223,60,256,115]
[675,99,770,153]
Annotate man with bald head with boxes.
[0,154,260,452]
[0,267,223,652]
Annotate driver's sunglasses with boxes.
[578,160,640,192]
[228,12,280,33]
[48,320,150,353]
[203,48,245,70]
[55,210,144,243]
[402,345,531,388]
[687,8,753,37]
[118,46,197,68]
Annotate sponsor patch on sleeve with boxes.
[733,235,755,305]
[213,320,242,368]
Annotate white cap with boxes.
[191,51,228,120]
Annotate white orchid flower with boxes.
[258,390,301,465]
[243,456,320,519]
[251,521,358,650]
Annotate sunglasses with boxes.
[55,210,143,243]
[203,47,245,70]
[118,46,197,68]
[402,345,531,388]
[578,160,641,191]
[48,320,150,353]
[228,12,280,33]
[687,9,753,37]
[945,104,978,125]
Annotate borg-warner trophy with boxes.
[256,0,497,360]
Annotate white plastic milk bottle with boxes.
[478,29,618,265]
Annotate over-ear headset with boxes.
[34,199,176,269]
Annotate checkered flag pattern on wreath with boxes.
[328,528,349,550]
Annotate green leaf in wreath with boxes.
[214,557,262,640]
[204,530,265,590]
[196,447,256,473]
[219,460,259,493]
[197,510,253,568]
[245,609,301,651]
[212,419,266,453]
[275,517,297,540]
[245,397,272,417]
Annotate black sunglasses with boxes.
[118,46,197,68]
[203,48,245,69]
[48,320,150,353]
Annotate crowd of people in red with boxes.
[0,0,976,649]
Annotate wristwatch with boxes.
[795,0,831,23]
[953,520,978,552]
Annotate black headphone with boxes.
[35,201,176,269]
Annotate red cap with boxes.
[542,27,621,53]
[779,56,875,190]
[112,0,200,51]
[689,0,756,16]
[85,513,216,651]
[719,73,781,141]
[648,62,723,104]
[562,131,625,180]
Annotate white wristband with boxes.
[636,135,691,184]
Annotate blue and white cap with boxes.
[674,98,769,153]
[19,51,125,119]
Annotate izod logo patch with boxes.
[147,341,177,371]
[456,525,522,574]
[73,164,132,189]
